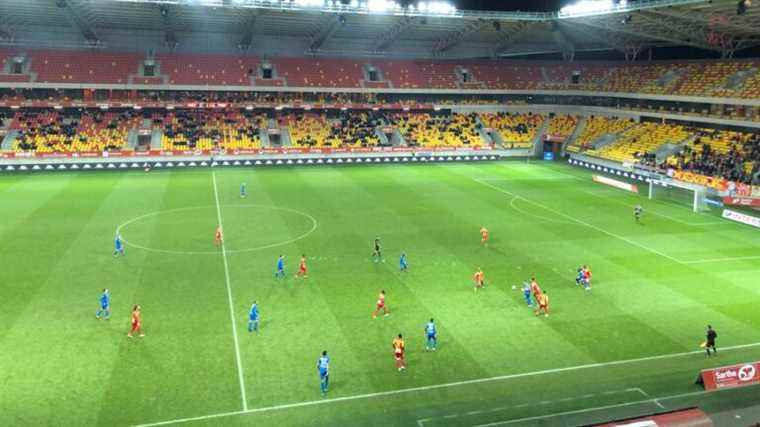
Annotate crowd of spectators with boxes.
[388,112,481,147]
[669,130,760,184]
[2,103,758,185]
[159,110,263,150]
[2,88,759,123]
[479,112,543,148]
[325,111,384,147]
[13,110,137,152]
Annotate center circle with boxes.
[117,204,318,255]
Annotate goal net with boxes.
[648,176,709,213]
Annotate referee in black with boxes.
[705,325,718,357]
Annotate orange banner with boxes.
[673,170,728,191]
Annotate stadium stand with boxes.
[546,114,578,138]
[374,60,426,89]
[31,50,141,84]
[12,110,140,153]
[542,64,610,90]
[2,49,760,99]
[567,116,633,153]
[325,111,383,147]
[0,53,32,82]
[388,112,482,147]
[587,122,692,163]
[469,63,541,90]
[668,129,760,183]
[601,64,672,93]
[478,112,544,148]
[285,113,331,147]
[275,58,364,88]
[160,110,264,150]
[157,54,260,86]
[416,61,459,89]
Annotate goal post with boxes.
[648,176,709,213]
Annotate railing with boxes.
[111,0,708,21]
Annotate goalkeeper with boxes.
[634,205,643,222]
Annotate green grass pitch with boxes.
[1,161,759,426]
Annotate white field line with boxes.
[473,178,687,265]
[495,164,584,180]
[116,204,318,256]
[133,341,760,427]
[682,255,760,265]
[633,387,665,409]
[417,388,644,426]
[580,189,723,227]
[212,172,249,412]
[479,174,581,182]
[578,189,760,265]
[473,389,713,427]
[509,195,575,225]
[479,178,754,266]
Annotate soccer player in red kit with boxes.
[535,292,549,317]
[473,268,485,292]
[480,226,489,246]
[530,277,543,300]
[372,290,390,318]
[392,334,406,372]
[127,304,144,338]
[295,255,308,278]
[214,226,223,247]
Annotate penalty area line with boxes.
[681,255,760,264]
[580,189,723,227]
[472,179,687,266]
[133,341,760,427]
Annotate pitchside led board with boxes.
[700,361,760,391]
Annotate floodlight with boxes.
[419,1,456,14]
[560,0,621,16]
[367,0,398,12]
[296,0,324,7]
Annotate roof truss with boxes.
[372,15,416,52]
[432,18,489,55]
[59,0,99,45]
[308,14,344,53]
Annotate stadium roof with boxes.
[0,0,759,59]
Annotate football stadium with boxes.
[1,0,760,426]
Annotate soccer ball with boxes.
[511,285,516,290]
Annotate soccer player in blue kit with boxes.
[275,255,285,279]
[113,233,125,257]
[522,281,533,306]
[248,301,259,332]
[576,267,585,287]
[317,350,330,395]
[399,253,408,272]
[96,288,111,320]
[425,318,437,351]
